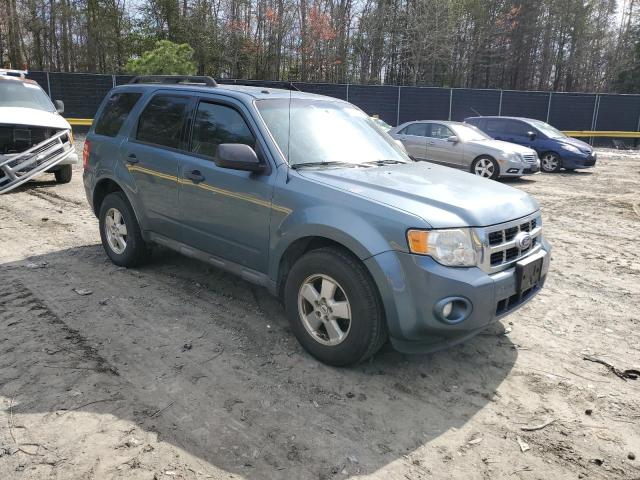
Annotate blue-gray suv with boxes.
[83,76,551,366]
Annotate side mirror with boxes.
[527,131,537,141]
[54,100,64,114]
[214,143,265,173]
[447,135,459,143]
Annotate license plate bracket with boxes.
[516,255,543,294]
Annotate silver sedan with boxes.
[389,120,540,179]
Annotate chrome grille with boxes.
[522,154,538,164]
[478,213,542,273]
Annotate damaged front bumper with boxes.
[0,129,76,194]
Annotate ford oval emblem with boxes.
[515,232,532,250]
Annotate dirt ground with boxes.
[1,137,639,480]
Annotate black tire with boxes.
[284,247,387,366]
[540,152,562,173]
[471,156,500,180]
[54,164,73,183]
[98,191,151,267]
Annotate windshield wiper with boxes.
[362,159,409,166]
[290,161,359,170]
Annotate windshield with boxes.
[453,123,491,141]
[256,98,410,166]
[528,119,566,139]
[0,79,56,111]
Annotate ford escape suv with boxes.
[84,76,551,366]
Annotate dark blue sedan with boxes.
[465,116,597,173]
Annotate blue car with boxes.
[465,116,597,173]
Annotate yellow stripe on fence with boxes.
[67,118,93,126]
[562,130,640,138]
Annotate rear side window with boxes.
[404,123,429,137]
[136,95,190,149]
[94,92,142,137]
[190,102,255,158]
[484,118,508,134]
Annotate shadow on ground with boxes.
[1,244,517,478]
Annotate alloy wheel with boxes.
[541,153,559,172]
[474,158,495,178]
[104,207,128,254]
[298,274,352,346]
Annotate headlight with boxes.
[407,228,479,267]
[563,144,581,154]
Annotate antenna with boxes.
[470,107,482,116]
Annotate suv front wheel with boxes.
[99,192,150,267]
[284,247,387,366]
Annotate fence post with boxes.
[448,89,453,120]
[590,94,600,145]
[498,90,503,116]
[46,72,51,96]
[346,83,349,102]
[546,91,552,123]
[112,74,116,88]
[396,86,401,126]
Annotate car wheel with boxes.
[284,247,387,366]
[540,152,561,172]
[99,192,151,267]
[471,156,499,179]
[54,164,73,183]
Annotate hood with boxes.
[298,162,539,228]
[558,136,592,152]
[468,138,536,155]
[0,107,71,130]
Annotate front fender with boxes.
[268,205,402,281]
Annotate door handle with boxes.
[126,153,139,164]
[185,170,205,183]
[428,141,435,145]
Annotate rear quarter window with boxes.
[94,92,142,137]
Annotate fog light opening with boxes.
[435,297,472,324]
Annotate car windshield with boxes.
[256,98,410,167]
[528,119,566,139]
[0,79,56,112]
[453,123,491,141]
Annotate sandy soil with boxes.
[1,139,639,480]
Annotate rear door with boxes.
[483,118,509,141]
[396,123,428,160]
[425,123,463,166]
[177,97,274,273]
[121,93,194,241]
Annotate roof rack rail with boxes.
[218,79,300,92]
[129,75,218,87]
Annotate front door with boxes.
[426,123,463,166]
[397,123,428,160]
[178,98,274,273]
[122,93,192,240]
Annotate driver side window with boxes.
[429,124,454,139]
[190,102,255,159]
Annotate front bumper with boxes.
[499,157,540,177]
[0,129,75,194]
[365,237,551,354]
[562,151,597,169]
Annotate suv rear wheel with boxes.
[284,247,387,366]
[99,192,150,267]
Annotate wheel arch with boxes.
[92,177,146,233]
